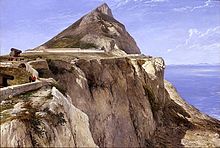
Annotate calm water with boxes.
[165,65,220,120]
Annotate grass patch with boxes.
[46,36,98,49]
[0,111,12,124]
[0,102,14,112]
[17,91,34,101]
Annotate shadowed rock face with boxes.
[35,3,141,54]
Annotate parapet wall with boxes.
[28,59,49,70]
[0,78,54,101]
[25,61,39,78]
[25,48,105,53]
[0,59,56,101]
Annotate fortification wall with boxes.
[0,78,54,101]
[0,62,13,67]
[28,59,49,71]
[0,58,56,101]
[25,48,105,53]
[25,61,39,78]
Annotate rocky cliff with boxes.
[1,86,97,147]
[42,56,220,147]
[34,3,141,54]
[1,3,220,147]
[1,54,220,147]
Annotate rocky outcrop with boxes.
[1,54,219,147]
[39,55,219,147]
[34,3,141,54]
[0,86,97,147]
[1,3,219,147]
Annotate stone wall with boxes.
[0,59,55,100]
[25,48,105,53]
[28,59,49,71]
[0,62,13,67]
[0,78,54,101]
[25,61,39,78]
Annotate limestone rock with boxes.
[0,87,97,147]
[34,3,141,54]
[42,55,219,147]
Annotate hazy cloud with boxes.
[167,26,220,63]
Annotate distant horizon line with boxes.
[167,63,220,66]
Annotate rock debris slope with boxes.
[34,3,141,54]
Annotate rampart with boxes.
[0,78,54,101]
[25,61,39,78]
[1,59,55,101]
[25,48,105,53]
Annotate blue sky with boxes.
[0,0,220,64]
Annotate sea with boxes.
[165,64,220,120]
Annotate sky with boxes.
[0,0,220,64]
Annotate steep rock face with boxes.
[35,3,141,54]
[42,56,220,147]
[44,57,165,147]
[0,86,97,147]
[1,54,220,147]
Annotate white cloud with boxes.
[173,6,191,12]
[168,26,220,64]
[191,0,211,11]
[144,0,167,3]
[199,26,220,38]
[185,26,220,47]
[165,26,220,64]
[173,0,214,12]
[167,48,172,52]
[185,28,199,45]
[112,0,167,8]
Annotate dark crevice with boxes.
[29,131,39,147]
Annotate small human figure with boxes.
[29,76,36,82]
[32,76,36,82]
